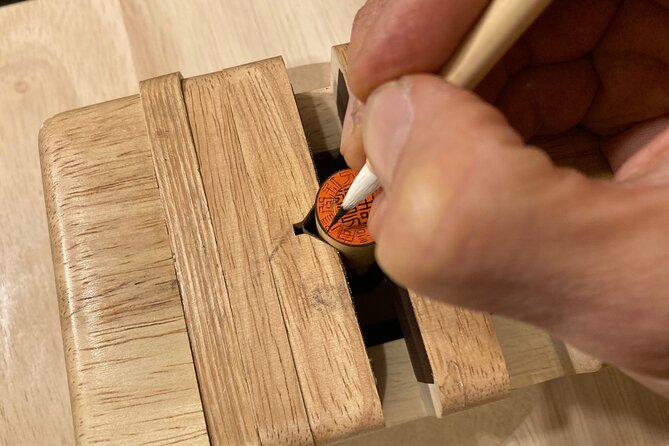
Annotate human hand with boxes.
[341,0,669,396]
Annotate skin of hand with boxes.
[340,0,669,397]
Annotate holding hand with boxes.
[341,0,669,397]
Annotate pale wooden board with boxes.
[367,340,429,427]
[119,0,361,80]
[340,368,669,446]
[140,73,259,445]
[295,86,342,154]
[271,236,384,443]
[331,44,350,98]
[39,95,208,445]
[183,66,312,445]
[406,292,510,417]
[184,58,383,444]
[506,368,669,446]
[492,316,567,389]
[0,1,140,443]
[331,44,351,125]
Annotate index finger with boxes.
[348,0,490,101]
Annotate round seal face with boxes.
[315,168,376,247]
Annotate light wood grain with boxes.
[331,44,351,125]
[493,316,567,389]
[271,236,384,443]
[331,45,349,89]
[0,1,141,443]
[39,95,208,445]
[140,73,259,445]
[223,59,384,442]
[119,0,360,80]
[367,340,429,427]
[368,327,605,428]
[405,291,510,417]
[183,65,312,445]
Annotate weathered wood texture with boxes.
[331,44,349,98]
[407,291,510,417]
[140,73,260,445]
[295,86,342,153]
[271,236,384,442]
[183,65,312,446]
[183,58,383,444]
[39,96,208,445]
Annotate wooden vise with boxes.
[39,44,605,445]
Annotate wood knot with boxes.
[306,285,346,312]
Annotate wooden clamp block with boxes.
[40,44,603,445]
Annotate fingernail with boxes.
[341,95,363,159]
[363,79,412,187]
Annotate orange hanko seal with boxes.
[315,169,376,249]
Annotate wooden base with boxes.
[39,44,604,445]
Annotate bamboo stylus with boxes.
[328,0,554,231]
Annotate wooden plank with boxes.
[331,43,350,88]
[563,345,603,374]
[406,291,510,417]
[221,59,382,442]
[39,96,208,445]
[295,87,341,154]
[183,67,312,445]
[492,316,566,389]
[183,58,383,444]
[270,236,385,443]
[367,340,428,427]
[139,73,259,445]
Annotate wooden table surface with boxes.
[1,1,668,445]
